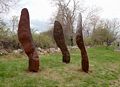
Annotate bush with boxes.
[33,32,56,49]
[84,37,93,46]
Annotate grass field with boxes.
[0,46,120,87]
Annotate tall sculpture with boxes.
[18,8,39,72]
[76,13,89,73]
[53,21,70,63]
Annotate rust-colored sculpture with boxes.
[53,21,70,63]
[18,8,39,72]
[76,13,89,73]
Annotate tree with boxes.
[52,0,101,46]
[11,16,18,34]
[82,8,101,38]
[0,0,18,13]
[10,16,19,49]
[91,19,120,46]
[0,0,20,50]
[52,0,80,46]
[0,19,10,40]
[76,13,89,73]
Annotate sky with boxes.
[85,0,120,19]
[3,0,120,32]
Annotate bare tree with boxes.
[53,0,81,46]
[52,0,100,46]
[0,19,10,40]
[10,16,18,34]
[82,8,101,37]
[76,13,89,73]
[9,16,19,48]
[91,18,120,46]
[0,0,18,13]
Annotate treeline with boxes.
[50,0,120,47]
[0,0,120,51]
[0,17,120,52]
[0,18,19,51]
[84,18,120,47]
[0,19,56,51]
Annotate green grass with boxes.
[0,46,120,87]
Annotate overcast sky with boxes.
[3,0,120,32]
[86,0,120,19]
[6,0,54,21]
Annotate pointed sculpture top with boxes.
[54,21,62,31]
[21,8,29,18]
[21,8,28,13]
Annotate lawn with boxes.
[0,46,120,87]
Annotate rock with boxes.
[0,49,8,55]
[43,50,48,54]
[49,48,56,53]
[37,47,43,52]
[13,49,23,54]
[55,48,61,52]
[86,46,90,49]
[71,46,78,49]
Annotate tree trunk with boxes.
[53,21,70,63]
[18,8,39,72]
[76,13,89,73]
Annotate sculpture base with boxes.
[29,58,39,72]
